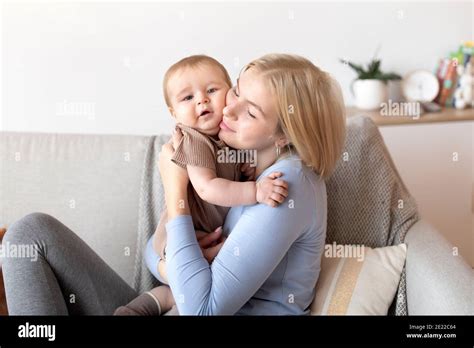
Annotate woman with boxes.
[2,54,345,315]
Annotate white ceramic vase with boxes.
[352,79,388,110]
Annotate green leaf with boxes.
[340,58,367,77]
[340,57,401,81]
[367,59,381,75]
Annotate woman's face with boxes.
[218,68,280,151]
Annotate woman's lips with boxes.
[219,120,235,132]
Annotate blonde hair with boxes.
[243,54,346,180]
[163,55,232,107]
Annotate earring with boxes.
[275,145,281,158]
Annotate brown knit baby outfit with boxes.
[154,123,242,260]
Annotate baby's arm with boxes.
[187,165,288,207]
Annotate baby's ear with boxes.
[168,107,176,118]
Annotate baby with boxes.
[114,55,288,315]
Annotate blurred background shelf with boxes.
[346,107,474,126]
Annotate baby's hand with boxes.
[256,172,289,207]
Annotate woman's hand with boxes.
[157,226,226,282]
[158,129,190,218]
[196,227,226,264]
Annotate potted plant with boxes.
[341,57,401,110]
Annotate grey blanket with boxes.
[133,135,170,293]
[133,115,419,315]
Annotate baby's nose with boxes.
[198,95,210,104]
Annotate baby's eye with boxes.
[182,95,193,101]
[207,88,217,94]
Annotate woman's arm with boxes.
[158,140,190,219]
[165,167,311,315]
[157,227,227,282]
[156,139,226,281]
[157,258,169,283]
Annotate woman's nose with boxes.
[223,104,237,120]
[226,87,237,104]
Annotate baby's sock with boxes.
[114,291,162,316]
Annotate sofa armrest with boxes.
[0,227,8,315]
[405,219,473,315]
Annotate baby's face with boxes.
[167,64,230,136]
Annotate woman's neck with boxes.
[255,146,293,178]
[255,147,278,178]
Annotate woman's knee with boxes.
[4,212,62,245]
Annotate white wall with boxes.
[1,0,472,135]
[380,122,474,267]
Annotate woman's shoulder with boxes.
[259,154,325,191]
[276,154,327,233]
[258,153,326,212]
[241,153,326,236]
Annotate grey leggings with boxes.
[2,212,138,315]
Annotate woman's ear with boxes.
[275,135,290,148]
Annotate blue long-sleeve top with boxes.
[165,154,327,315]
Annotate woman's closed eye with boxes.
[232,87,256,118]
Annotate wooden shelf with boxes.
[346,106,474,126]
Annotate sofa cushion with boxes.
[311,243,407,315]
[0,132,150,287]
